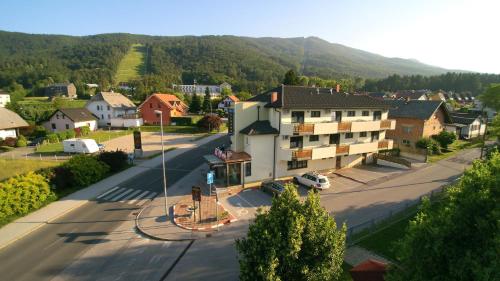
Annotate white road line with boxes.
[102,188,125,200]
[96,186,120,199]
[127,190,150,205]
[119,189,143,202]
[110,189,134,201]
[135,192,158,206]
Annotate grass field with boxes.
[0,159,60,181]
[428,138,484,162]
[18,98,87,108]
[115,43,146,82]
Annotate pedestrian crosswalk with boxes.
[96,186,158,206]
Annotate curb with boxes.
[171,202,237,231]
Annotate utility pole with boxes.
[155,110,168,218]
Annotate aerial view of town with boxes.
[0,0,498,280]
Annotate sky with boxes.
[0,0,498,74]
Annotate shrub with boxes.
[15,135,27,147]
[415,138,431,149]
[51,166,75,191]
[0,172,54,220]
[416,137,441,155]
[46,133,59,143]
[62,155,109,187]
[171,116,193,126]
[66,129,76,139]
[32,126,47,138]
[80,126,91,136]
[98,150,128,173]
[197,114,222,131]
[1,137,17,147]
[432,131,456,149]
[56,131,68,141]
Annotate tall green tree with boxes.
[283,69,300,85]
[387,152,500,281]
[236,185,346,281]
[189,94,201,113]
[202,86,212,113]
[478,83,500,111]
[235,91,252,101]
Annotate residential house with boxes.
[44,108,98,132]
[172,82,231,99]
[0,90,10,107]
[385,100,451,150]
[393,90,429,101]
[428,90,447,102]
[203,85,395,187]
[217,95,240,111]
[86,91,143,128]
[471,99,496,122]
[45,83,77,99]
[139,93,188,125]
[445,112,486,139]
[0,107,29,139]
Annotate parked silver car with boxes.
[293,172,330,190]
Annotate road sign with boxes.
[207,171,214,185]
[192,186,201,202]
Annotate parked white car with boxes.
[63,138,100,154]
[293,172,331,190]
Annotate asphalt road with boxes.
[0,136,229,281]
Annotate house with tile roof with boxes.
[45,83,77,99]
[44,108,98,132]
[203,85,396,187]
[385,100,451,151]
[86,91,143,128]
[445,112,486,139]
[393,90,429,101]
[0,107,29,139]
[217,95,240,112]
[138,93,188,125]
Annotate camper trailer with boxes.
[63,138,100,154]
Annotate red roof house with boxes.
[349,259,388,281]
[139,93,188,125]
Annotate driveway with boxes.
[221,189,272,221]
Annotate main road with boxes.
[0,136,229,281]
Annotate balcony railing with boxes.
[292,149,312,160]
[118,113,142,119]
[338,122,351,132]
[378,140,390,149]
[293,123,314,135]
[336,145,349,155]
[380,119,395,130]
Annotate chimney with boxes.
[271,91,278,103]
[336,84,340,93]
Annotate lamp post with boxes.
[154,110,168,218]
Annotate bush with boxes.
[416,137,441,155]
[197,114,222,131]
[66,129,76,139]
[15,135,27,147]
[171,116,193,126]
[432,131,456,149]
[51,166,75,191]
[79,126,91,136]
[0,172,54,220]
[62,155,110,187]
[32,126,47,138]
[1,137,17,147]
[98,150,128,173]
[415,138,431,149]
[56,131,68,141]
[46,133,59,143]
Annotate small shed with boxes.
[349,259,387,281]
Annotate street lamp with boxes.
[155,110,168,218]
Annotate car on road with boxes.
[293,172,330,190]
[261,180,286,196]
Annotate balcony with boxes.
[338,122,352,132]
[336,144,349,155]
[281,145,336,161]
[292,149,312,160]
[349,142,379,154]
[380,119,396,130]
[293,123,314,135]
[377,139,394,150]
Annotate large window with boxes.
[360,132,367,137]
[347,111,356,117]
[402,125,413,133]
[311,111,321,118]
[287,160,308,170]
[291,111,305,123]
[373,111,382,120]
[345,132,354,139]
[309,135,319,142]
[245,162,252,177]
[362,111,370,116]
[290,136,303,149]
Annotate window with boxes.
[101,114,104,119]
[96,105,100,111]
[291,111,305,123]
[287,160,308,170]
[245,162,252,177]
[360,132,367,137]
[329,134,340,145]
[65,124,69,129]
[362,111,369,116]
[373,111,382,121]
[345,132,353,139]
[108,114,111,119]
[62,115,65,119]
[56,114,59,119]
[402,126,413,133]
[403,139,411,146]
[290,136,303,149]
[107,105,111,111]
[51,123,56,129]
[311,111,321,118]
[309,135,319,142]
[333,111,342,122]
[371,131,380,141]
[347,111,356,117]
[149,103,153,108]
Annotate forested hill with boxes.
[0,30,455,95]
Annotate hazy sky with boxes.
[1,0,498,73]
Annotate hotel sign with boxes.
[228,108,234,136]
[214,148,232,161]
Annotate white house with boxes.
[172,82,231,99]
[217,95,239,111]
[0,107,29,139]
[86,91,143,128]
[44,108,98,132]
[445,112,486,139]
[203,85,396,187]
[0,90,10,107]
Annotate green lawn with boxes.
[428,138,484,162]
[139,123,228,134]
[0,159,60,181]
[115,43,146,82]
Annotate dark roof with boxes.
[449,112,481,125]
[51,108,97,122]
[386,100,451,122]
[394,91,428,100]
[240,121,279,135]
[248,85,390,109]
[365,92,386,100]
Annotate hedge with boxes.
[0,172,55,221]
[60,155,110,187]
[171,115,202,126]
[98,150,128,173]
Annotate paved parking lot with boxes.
[220,189,272,221]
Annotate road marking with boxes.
[110,189,134,201]
[127,190,150,205]
[96,186,120,199]
[135,192,158,206]
[102,188,125,200]
[119,190,143,202]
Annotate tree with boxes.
[235,91,252,101]
[432,131,456,150]
[189,94,201,113]
[202,86,212,113]
[221,87,232,96]
[489,115,500,141]
[478,83,500,111]
[236,185,346,281]
[387,152,500,281]
[197,114,222,131]
[283,69,300,85]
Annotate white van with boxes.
[63,138,100,154]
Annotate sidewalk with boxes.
[0,133,226,250]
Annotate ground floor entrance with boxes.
[203,148,251,187]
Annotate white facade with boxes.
[86,100,142,128]
[173,83,231,99]
[44,112,97,132]
[0,94,10,107]
[0,129,17,139]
